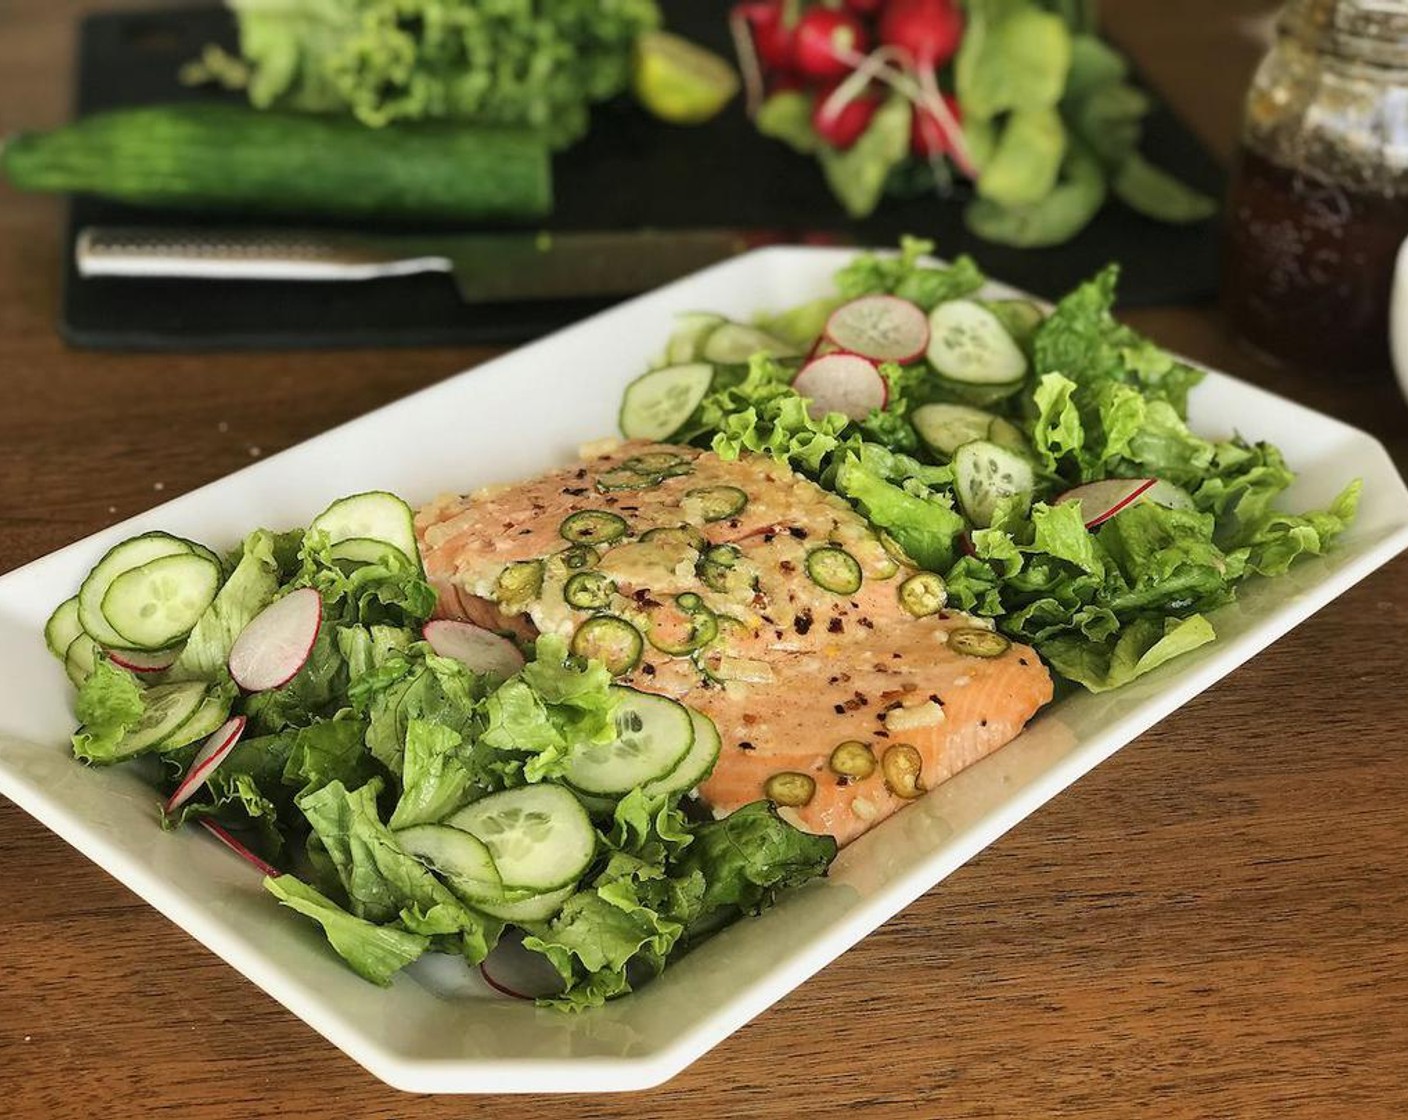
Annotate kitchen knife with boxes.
[74,226,829,303]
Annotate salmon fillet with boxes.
[416,441,1052,847]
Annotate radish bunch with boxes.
[731,0,971,172]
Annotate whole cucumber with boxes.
[1,103,553,221]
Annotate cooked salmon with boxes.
[416,440,1052,847]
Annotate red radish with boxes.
[792,353,887,421]
[423,619,526,680]
[108,647,178,674]
[811,85,881,149]
[1054,478,1159,530]
[825,295,930,362]
[792,7,869,82]
[165,716,247,813]
[227,586,322,692]
[845,0,886,13]
[878,0,964,70]
[912,93,964,159]
[199,818,279,878]
[736,1,794,70]
[479,936,567,1001]
[959,530,975,557]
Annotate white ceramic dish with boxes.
[2,247,1406,1094]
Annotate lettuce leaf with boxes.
[481,634,618,781]
[833,235,985,309]
[1041,613,1216,692]
[700,354,849,474]
[265,874,429,987]
[389,719,476,829]
[833,444,965,571]
[167,528,281,683]
[70,659,145,763]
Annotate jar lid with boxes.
[1281,0,1408,68]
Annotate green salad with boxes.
[45,496,834,1009]
[620,237,1360,692]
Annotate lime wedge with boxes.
[633,30,740,126]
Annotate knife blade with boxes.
[74,226,831,303]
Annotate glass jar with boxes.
[1221,0,1408,375]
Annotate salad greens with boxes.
[187,0,661,147]
[53,514,834,1009]
[649,237,1358,692]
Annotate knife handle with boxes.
[75,227,453,282]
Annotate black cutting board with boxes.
[59,5,1226,351]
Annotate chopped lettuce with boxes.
[167,529,281,683]
[265,874,429,987]
[70,659,146,763]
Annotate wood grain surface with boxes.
[3,3,1407,1117]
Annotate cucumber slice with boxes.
[701,322,799,364]
[309,492,419,569]
[912,403,997,458]
[101,552,220,650]
[619,362,714,441]
[981,298,1045,351]
[561,687,693,795]
[475,883,575,924]
[87,680,210,763]
[395,823,503,903]
[954,440,1036,528]
[665,312,726,364]
[160,687,234,752]
[63,634,100,686]
[926,300,1029,385]
[446,784,596,893]
[640,708,722,799]
[328,536,406,567]
[45,597,83,660]
[78,533,204,650]
[934,375,1026,407]
[987,417,1030,455]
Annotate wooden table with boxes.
[3,3,1406,1117]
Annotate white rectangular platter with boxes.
[2,247,1406,1094]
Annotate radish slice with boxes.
[228,587,322,692]
[825,295,930,362]
[423,620,526,680]
[791,353,887,421]
[198,819,280,878]
[1054,478,1158,530]
[108,647,178,674]
[479,934,567,1001]
[165,716,247,812]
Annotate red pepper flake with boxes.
[574,468,587,480]
[642,663,656,677]
[875,729,890,739]
[827,617,844,634]
[835,775,851,787]
[853,691,868,707]
[833,704,846,715]
[793,610,814,636]
[827,675,840,685]
[738,740,755,751]
[779,560,796,574]
[763,532,776,543]
[1019,657,1029,667]
[562,487,587,497]
[979,719,988,727]
[742,713,759,725]
[891,652,902,660]
[928,693,942,705]
[788,526,808,539]
[518,528,532,535]
[728,518,741,530]
[858,617,875,629]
